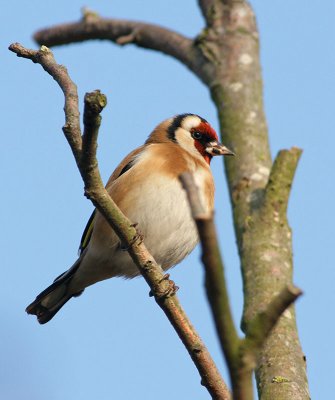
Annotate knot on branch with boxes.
[116,29,140,45]
[81,7,100,23]
[84,187,101,201]
[232,176,250,203]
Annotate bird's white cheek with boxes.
[175,129,202,159]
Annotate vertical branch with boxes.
[179,172,239,364]
[179,172,251,398]
[80,90,107,191]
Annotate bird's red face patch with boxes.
[198,122,218,141]
[191,122,219,164]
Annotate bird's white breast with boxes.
[127,171,197,269]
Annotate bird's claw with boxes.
[120,223,144,250]
[131,223,144,245]
[149,273,179,299]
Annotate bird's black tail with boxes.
[26,259,83,324]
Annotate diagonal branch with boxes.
[33,13,194,70]
[9,43,82,161]
[244,285,302,350]
[9,42,231,400]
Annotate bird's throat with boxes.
[194,141,212,164]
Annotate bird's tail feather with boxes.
[26,258,84,324]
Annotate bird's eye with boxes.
[192,131,202,140]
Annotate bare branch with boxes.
[81,90,107,179]
[179,172,210,219]
[180,172,239,388]
[33,16,194,70]
[10,42,231,400]
[9,43,82,161]
[245,284,302,350]
[264,147,303,215]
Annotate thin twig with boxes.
[8,43,82,161]
[9,42,231,400]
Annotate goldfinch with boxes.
[26,113,234,324]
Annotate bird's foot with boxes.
[130,222,144,245]
[120,223,144,251]
[149,273,179,299]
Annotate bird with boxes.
[26,113,234,324]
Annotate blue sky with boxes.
[2,1,334,399]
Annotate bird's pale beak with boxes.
[205,142,235,156]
